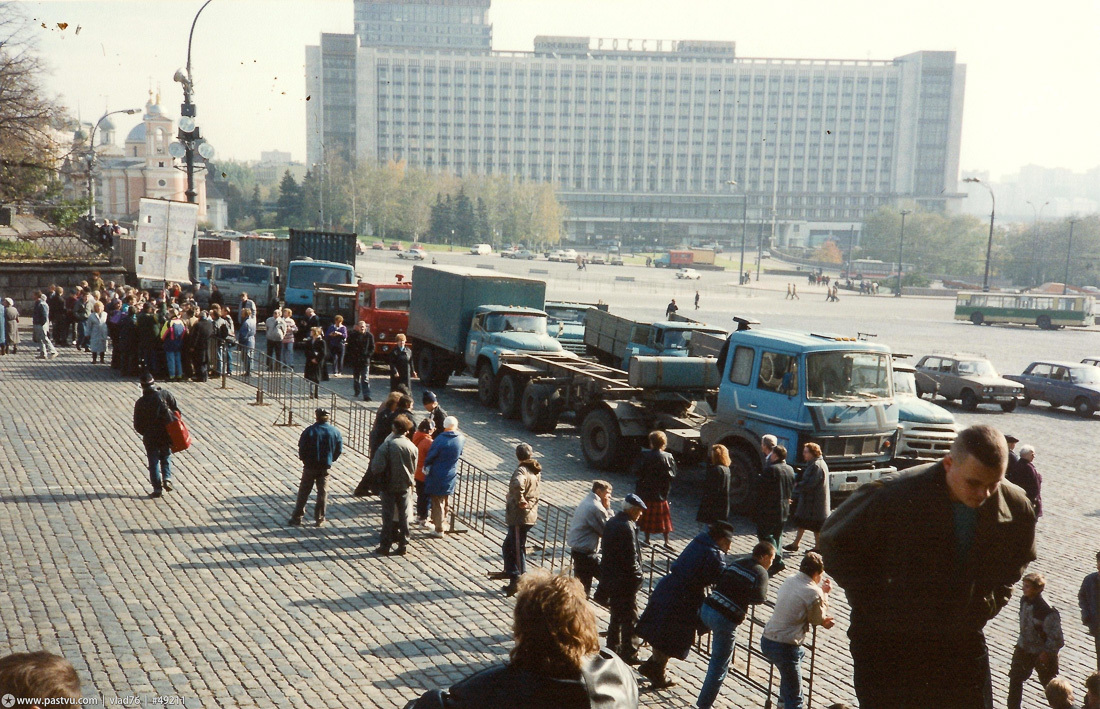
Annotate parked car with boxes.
[914,353,1025,412]
[547,250,566,262]
[469,243,492,255]
[509,249,537,260]
[588,253,606,265]
[892,360,957,465]
[372,242,385,250]
[398,248,426,260]
[1082,356,1100,368]
[608,253,624,266]
[389,242,403,251]
[562,248,579,262]
[1005,360,1100,417]
[676,268,702,280]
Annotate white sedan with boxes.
[676,268,701,280]
[398,248,426,260]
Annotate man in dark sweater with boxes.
[820,425,1036,709]
[696,541,774,709]
[597,494,647,663]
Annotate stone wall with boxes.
[0,260,128,312]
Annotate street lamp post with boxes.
[1064,218,1079,295]
[1026,200,1049,284]
[896,209,911,297]
[726,180,748,285]
[963,177,996,291]
[171,0,217,206]
[86,108,140,219]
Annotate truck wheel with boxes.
[970,312,984,326]
[477,364,498,407]
[1075,397,1096,417]
[521,383,560,433]
[581,408,632,470]
[1000,400,1018,413]
[727,444,761,515]
[497,373,524,419]
[417,347,450,388]
[960,389,979,411]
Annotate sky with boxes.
[20,0,1100,179]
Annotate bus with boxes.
[845,258,916,280]
[954,291,1095,330]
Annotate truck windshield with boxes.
[807,351,892,400]
[546,306,588,324]
[485,314,547,334]
[374,287,411,311]
[661,328,726,350]
[893,370,917,396]
[214,264,272,285]
[957,360,996,376]
[288,265,352,291]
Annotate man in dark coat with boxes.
[136,302,160,375]
[346,320,375,401]
[636,521,735,689]
[133,373,180,498]
[388,333,415,391]
[290,408,343,527]
[422,390,447,433]
[597,494,647,664]
[189,311,214,382]
[755,444,795,575]
[819,425,1037,709]
[118,309,139,377]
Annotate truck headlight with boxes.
[983,386,993,393]
[378,331,387,340]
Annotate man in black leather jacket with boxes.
[408,572,637,709]
[820,424,1036,709]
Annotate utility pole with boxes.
[1064,218,1078,295]
[896,209,911,297]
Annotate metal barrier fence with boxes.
[221,341,819,706]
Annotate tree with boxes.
[275,170,302,228]
[813,240,843,264]
[0,4,70,202]
[860,206,989,278]
[248,184,263,227]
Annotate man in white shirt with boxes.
[567,480,614,598]
[760,552,834,709]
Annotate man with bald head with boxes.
[820,424,1037,709]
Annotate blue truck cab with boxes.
[623,321,728,370]
[701,327,900,511]
[464,305,565,373]
[545,301,607,354]
[284,259,356,308]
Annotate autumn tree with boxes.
[0,4,71,202]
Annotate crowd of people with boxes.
[5,277,1099,709]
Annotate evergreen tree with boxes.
[249,184,263,227]
[275,170,302,228]
[454,188,475,245]
[475,197,492,244]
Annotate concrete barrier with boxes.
[475,264,496,270]
[529,268,549,275]
[615,276,635,282]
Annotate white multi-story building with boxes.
[307,1,966,249]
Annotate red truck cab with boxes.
[357,277,412,357]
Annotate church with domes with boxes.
[69,91,211,223]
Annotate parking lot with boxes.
[355,248,1100,705]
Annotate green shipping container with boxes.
[407,265,547,355]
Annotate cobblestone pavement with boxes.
[3,262,1100,707]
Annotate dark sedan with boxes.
[1006,360,1100,417]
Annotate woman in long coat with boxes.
[785,442,830,553]
[388,333,415,391]
[304,326,327,396]
[695,444,731,529]
[3,298,18,354]
[635,522,732,688]
[634,431,677,547]
[85,301,109,363]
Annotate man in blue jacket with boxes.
[290,408,343,527]
[424,416,464,538]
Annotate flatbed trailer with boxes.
[492,350,719,469]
